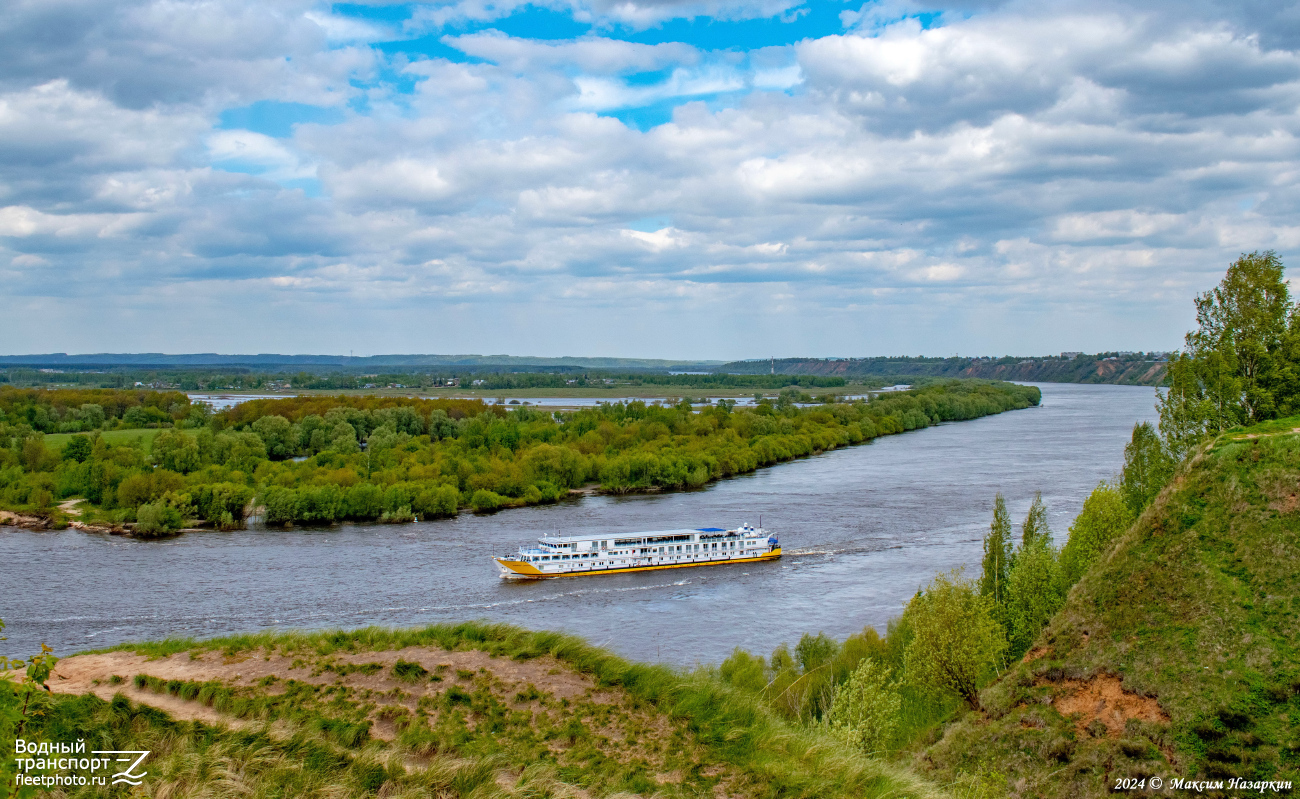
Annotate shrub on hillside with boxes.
[827,658,901,755]
[1058,482,1133,588]
[1119,422,1175,515]
[903,570,1006,709]
[719,648,768,693]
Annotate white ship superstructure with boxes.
[494,524,780,579]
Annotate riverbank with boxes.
[188,383,917,411]
[0,380,1039,536]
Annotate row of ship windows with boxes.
[529,541,755,563]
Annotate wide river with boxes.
[1,383,1158,666]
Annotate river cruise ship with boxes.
[494,523,780,579]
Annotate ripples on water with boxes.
[0,383,1158,666]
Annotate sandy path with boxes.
[44,645,746,795]
[48,652,242,726]
[47,646,618,734]
[57,499,83,516]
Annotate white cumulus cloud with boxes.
[4,0,1300,357]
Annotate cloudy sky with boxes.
[3,0,1299,358]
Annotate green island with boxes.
[0,380,1038,535]
[4,252,1300,798]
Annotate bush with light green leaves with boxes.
[826,658,901,756]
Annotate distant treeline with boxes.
[0,353,722,371]
[0,368,848,392]
[719,353,1169,386]
[0,381,1039,533]
[419,373,847,391]
[1,353,1168,390]
[0,368,254,390]
[0,386,198,432]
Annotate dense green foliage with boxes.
[973,416,1190,668]
[978,493,1061,659]
[1001,528,1060,659]
[974,491,1097,664]
[0,386,199,433]
[978,494,1012,613]
[903,572,1007,709]
[826,659,901,755]
[1118,421,1175,516]
[1056,482,1132,588]
[715,573,1002,744]
[0,381,1038,530]
[1160,251,1300,458]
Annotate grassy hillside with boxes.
[922,421,1300,795]
[16,623,943,799]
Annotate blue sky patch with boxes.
[209,158,275,179]
[623,68,675,86]
[626,216,674,231]
[602,102,678,130]
[482,6,593,40]
[280,178,325,198]
[218,102,346,138]
[374,34,484,64]
[333,2,413,24]
[618,1,850,49]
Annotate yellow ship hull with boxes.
[496,547,781,579]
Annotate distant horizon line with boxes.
[0,351,1175,366]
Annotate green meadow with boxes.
[41,427,199,455]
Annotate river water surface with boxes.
[1,383,1158,666]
